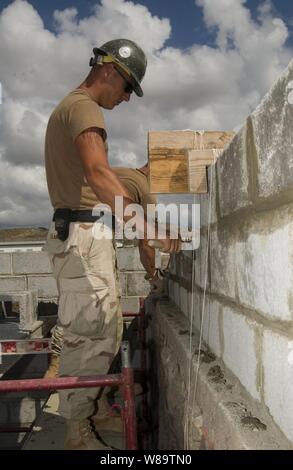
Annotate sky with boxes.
[0,0,292,228]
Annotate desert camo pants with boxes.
[44,221,123,420]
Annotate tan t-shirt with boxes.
[45,89,107,210]
[45,89,155,213]
[113,167,156,213]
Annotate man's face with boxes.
[102,65,133,109]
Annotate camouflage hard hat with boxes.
[90,39,147,97]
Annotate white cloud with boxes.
[0,0,292,226]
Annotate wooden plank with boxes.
[148,130,235,194]
[148,130,235,152]
[149,149,188,193]
[187,149,223,193]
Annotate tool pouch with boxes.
[53,208,71,241]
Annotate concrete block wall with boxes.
[0,244,151,314]
[154,60,293,447]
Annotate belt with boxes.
[53,209,116,224]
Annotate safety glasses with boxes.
[114,65,134,94]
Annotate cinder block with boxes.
[179,286,189,318]
[200,164,218,227]
[263,329,293,441]
[218,125,251,217]
[168,254,177,275]
[180,252,193,286]
[0,276,26,292]
[0,396,47,425]
[251,60,293,198]
[222,306,260,400]
[12,252,52,275]
[116,247,144,271]
[168,279,180,306]
[0,290,38,329]
[27,276,58,299]
[210,228,236,299]
[235,209,293,321]
[173,281,180,307]
[119,273,127,295]
[121,297,140,314]
[0,254,11,275]
[127,273,151,297]
[160,253,170,271]
[190,289,202,332]
[202,298,221,358]
[194,231,210,290]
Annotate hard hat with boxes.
[90,39,147,97]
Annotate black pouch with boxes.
[53,208,72,241]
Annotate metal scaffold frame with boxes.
[0,298,150,450]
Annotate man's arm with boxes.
[75,128,181,253]
[75,128,133,210]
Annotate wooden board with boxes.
[148,130,235,194]
[149,149,188,193]
[187,149,220,193]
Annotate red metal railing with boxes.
[0,341,137,450]
[0,298,149,449]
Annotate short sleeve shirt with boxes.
[45,89,107,210]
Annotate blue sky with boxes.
[1,0,292,49]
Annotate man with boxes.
[44,164,165,441]
[45,163,164,379]
[44,39,180,450]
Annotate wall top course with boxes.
[218,124,252,217]
[251,59,293,199]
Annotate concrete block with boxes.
[179,286,189,318]
[218,125,251,216]
[222,306,260,400]
[121,297,140,314]
[160,253,170,271]
[127,273,151,297]
[12,252,52,275]
[116,247,144,271]
[0,276,26,292]
[210,228,236,299]
[0,396,47,426]
[191,289,202,332]
[235,209,293,321]
[119,273,127,296]
[200,164,218,227]
[263,329,293,441]
[168,254,177,275]
[173,281,180,307]
[194,231,210,290]
[28,276,58,299]
[0,254,11,275]
[181,252,193,288]
[251,60,293,198]
[202,298,221,357]
[0,290,38,329]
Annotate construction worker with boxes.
[44,39,180,450]
[44,163,166,441]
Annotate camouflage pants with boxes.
[44,221,123,420]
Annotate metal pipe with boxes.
[139,298,148,449]
[0,374,123,393]
[0,426,32,433]
[121,341,137,450]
